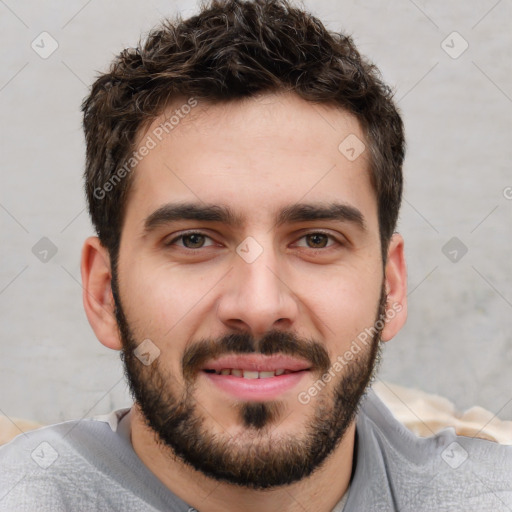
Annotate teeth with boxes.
[243,370,259,379]
[209,368,289,378]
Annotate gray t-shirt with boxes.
[1,388,510,511]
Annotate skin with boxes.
[81,91,407,512]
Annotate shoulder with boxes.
[360,386,512,468]
[0,409,131,511]
[0,408,130,465]
[349,388,512,511]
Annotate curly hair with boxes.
[82,0,405,271]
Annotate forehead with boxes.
[123,92,377,233]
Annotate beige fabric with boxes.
[374,381,512,445]
[0,416,43,446]
[1,382,511,446]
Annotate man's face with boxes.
[112,92,385,488]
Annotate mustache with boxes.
[182,329,331,383]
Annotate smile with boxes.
[203,368,296,378]
[201,370,310,401]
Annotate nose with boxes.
[216,239,299,339]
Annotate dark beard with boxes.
[112,271,385,489]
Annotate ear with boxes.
[381,233,407,342]
[81,236,122,350]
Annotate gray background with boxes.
[1,0,511,425]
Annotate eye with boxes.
[294,232,340,250]
[164,230,342,252]
[165,231,216,249]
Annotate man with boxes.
[1,0,511,510]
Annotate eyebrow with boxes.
[142,201,367,236]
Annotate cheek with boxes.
[122,261,219,341]
[121,245,382,350]
[295,265,382,347]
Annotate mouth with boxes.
[200,354,312,400]
[203,368,297,378]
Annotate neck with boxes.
[129,404,355,512]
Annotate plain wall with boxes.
[0,0,511,425]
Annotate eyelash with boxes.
[164,230,342,252]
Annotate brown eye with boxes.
[165,231,215,249]
[294,232,338,250]
[181,233,206,248]
[305,233,329,248]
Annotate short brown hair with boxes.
[82,0,405,270]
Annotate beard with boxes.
[112,271,385,490]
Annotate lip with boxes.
[200,354,312,373]
[202,370,309,401]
